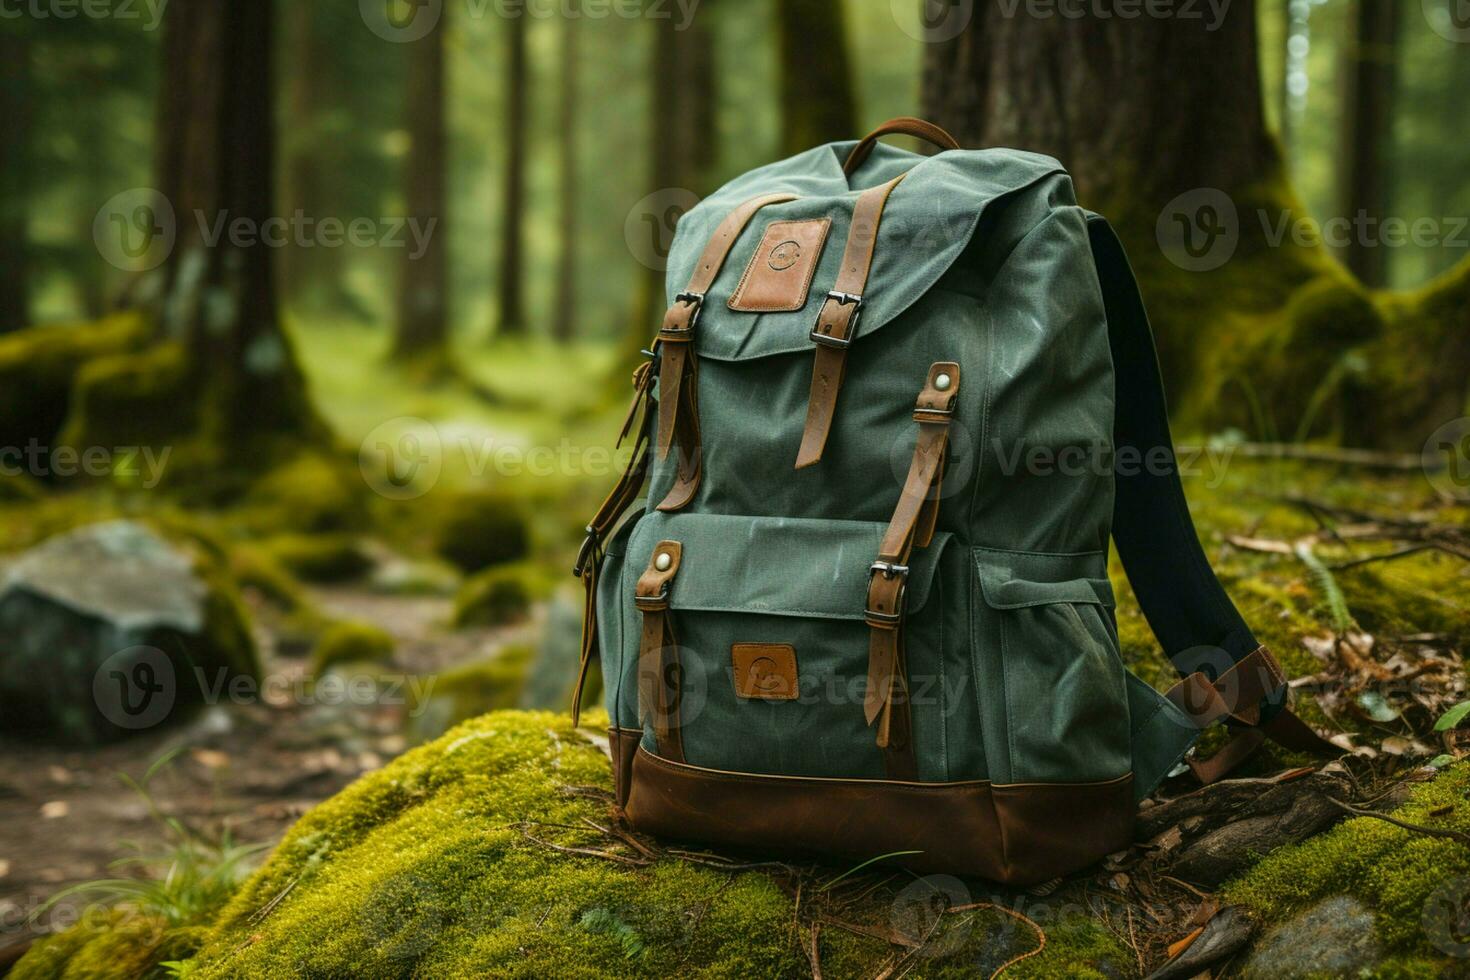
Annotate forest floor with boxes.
[0,585,535,966]
[5,323,1470,975]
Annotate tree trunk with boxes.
[0,23,30,334]
[156,0,320,444]
[627,5,718,351]
[920,3,1276,224]
[552,9,579,343]
[392,15,449,360]
[919,0,1469,448]
[1337,0,1400,287]
[775,0,858,156]
[281,3,349,311]
[496,11,529,337]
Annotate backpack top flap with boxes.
[664,140,1070,362]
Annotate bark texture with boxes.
[155,0,319,442]
[0,23,30,334]
[776,0,858,156]
[496,12,529,337]
[1337,0,1400,286]
[393,16,449,359]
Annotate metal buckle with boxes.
[869,560,910,580]
[664,291,704,336]
[572,525,599,577]
[809,291,863,349]
[634,582,671,610]
[864,561,909,624]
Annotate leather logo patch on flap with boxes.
[728,218,830,313]
[731,644,799,700]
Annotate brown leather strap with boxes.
[795,174,906,469]
[1164,645,1340,784]
[842,116,960,176]
[570,360,658,725]
[864,363,960,777]
[654,192,797,511]
[636,540,685,762]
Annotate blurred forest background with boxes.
[2,0,1470,975]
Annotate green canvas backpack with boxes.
[572,117,1335,885]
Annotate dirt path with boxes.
[0,586,528,961]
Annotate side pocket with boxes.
[596,513,642,730]
[974,548,1131,784]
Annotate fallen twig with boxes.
[1325,797,1470,847]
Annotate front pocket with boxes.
[619,512,967,780]
[974,547,1131,784]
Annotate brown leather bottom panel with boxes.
[623,747,1133,886]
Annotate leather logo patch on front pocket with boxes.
[728,218,830,313]
[731,643,799,700]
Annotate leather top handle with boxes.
[842,116,961,176]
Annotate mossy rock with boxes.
[12,711,1130,978]
[430,491,531,573]
[1225,762,1470,972]
[56,340,197,461]
[0,519,258,744]
[255,533,374,584]
[0,314,150,461]
[310,621,396,675]
[244,452,369,533]
[12,909,206,980]
[451,562,550,628]
[407,646,535,740]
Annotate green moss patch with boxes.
[53,711,1122,978]
[452,562,551,628]
[254,533,373,584]
[12,910,206,980]
[1225,763,1470,965]
[310,621,396,675]
[407,647,535,740]
[429,491,531,573]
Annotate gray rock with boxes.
[1241,896,1380,979]
[520,596,581,711]
[0,520,258,744]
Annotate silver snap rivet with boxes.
[934,373,952,391]
[655,552,672,571]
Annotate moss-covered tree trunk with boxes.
[0,22,30,335]
[392,12,449,362]
[496,12,528,338]
[775,0,858,156]
[154,0,320,444]
[920,0,1470,448]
